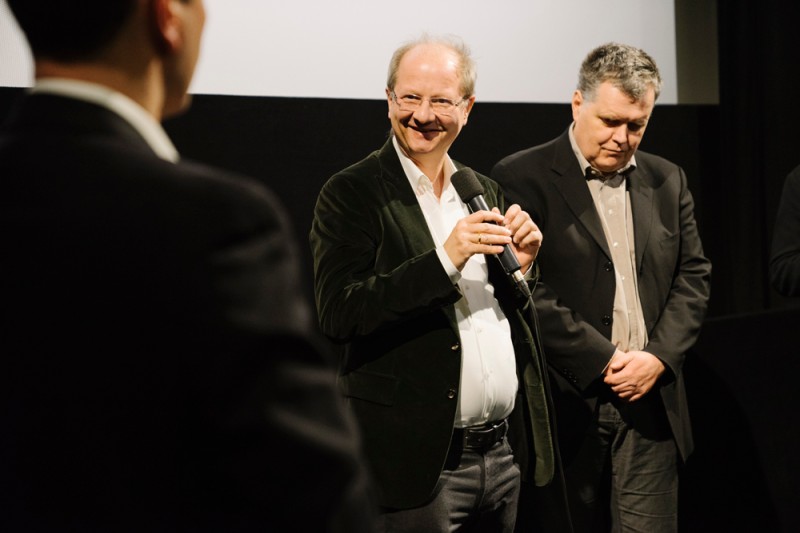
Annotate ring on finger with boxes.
[478,233,483,244]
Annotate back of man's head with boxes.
[7,0,137,61]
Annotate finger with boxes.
[516,226,543,248]
[503,210,527,235]
[473,222,512,240]
[503,204,522,224]
[610,382,630,393]
[475,232,512,250]
[508,207,535,232]
[616,386,636,398]
[609,361,625,372]
[468,210,505,225]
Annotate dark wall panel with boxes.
[0,89,722,313]
[3,86,796,529]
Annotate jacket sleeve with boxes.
[309,170,462,343]
[638,166,711,379]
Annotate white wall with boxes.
[0,0,678,104]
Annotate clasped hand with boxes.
[603,349,666,402]
[444,204,542,272]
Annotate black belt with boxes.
[453,419,508,452]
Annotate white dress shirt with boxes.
[393,137,518,428]
[569,124,648,353]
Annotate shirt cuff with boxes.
[435,246,461,284]
[523,266,535,280]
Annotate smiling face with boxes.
[386,43,475,171]
[572,80,655,174]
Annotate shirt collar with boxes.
[31,78,179,163]
[392,135,457,198]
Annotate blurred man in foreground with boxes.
[0,1,372,530]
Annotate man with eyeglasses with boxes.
[310,35,556,532]
[1,0,373,530]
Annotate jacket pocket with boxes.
[340,369,398,406]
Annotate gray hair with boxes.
[578,42,662,102]
[386,34,477,98]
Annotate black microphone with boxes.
[450,167,531,297]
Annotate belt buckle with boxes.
[462,419,507,451]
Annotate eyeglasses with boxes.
[390,91,468,115]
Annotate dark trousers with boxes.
[377,438,521,533]
[519,393,678,533]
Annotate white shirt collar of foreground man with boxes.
[32,78,179,163]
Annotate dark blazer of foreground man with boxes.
[0,1,371,531]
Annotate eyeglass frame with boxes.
[389,91,469,115]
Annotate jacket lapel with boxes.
[549,131,612,260]
[375,138,438,256]
[628,166,654,273]
[375,138,460,328]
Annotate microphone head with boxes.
[450,167,484,203]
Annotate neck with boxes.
[418,161,447,198]
[35,59,166,121]
[401,151,446,198]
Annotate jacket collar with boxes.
[549,128,654,269]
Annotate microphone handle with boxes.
[466,196,522,274]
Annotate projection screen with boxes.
[0,0,678,104]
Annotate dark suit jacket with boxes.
[310,137,555,510]
[491,129,711,462]
[0,93,372,532]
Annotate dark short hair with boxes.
[7,0,138,61]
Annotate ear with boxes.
[463,95,476,124]
[571,90,583,122]
[151,0,182,54]
[386,87,393,118]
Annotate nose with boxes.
[410,99,436,123]
[611,124,628,146]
